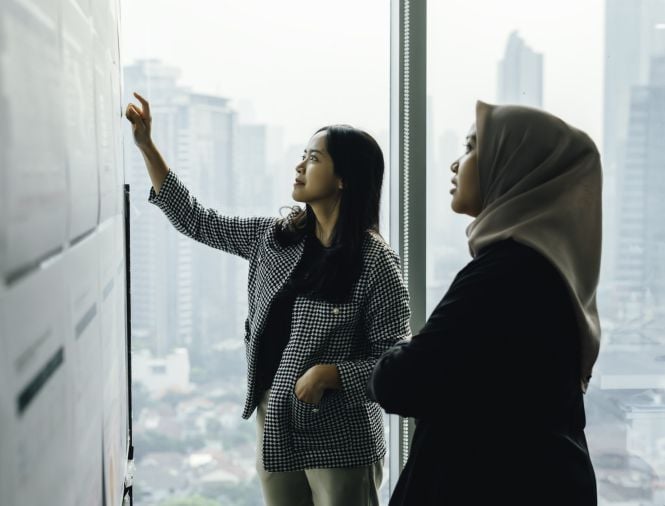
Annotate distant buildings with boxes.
[124,60,273,505]
[132,348,191,397]
[614,56,665,331]
[603,0,665,182]
[602,0,665,313]
[497,31,543,108]
[123,60,275,361]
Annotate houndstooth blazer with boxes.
[149,170,411,472]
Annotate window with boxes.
[121,2,391,504]
[122,1,665,504]
[426,1,665,504]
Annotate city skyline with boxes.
[122,2,665,504]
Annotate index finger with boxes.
[133,92,151,118]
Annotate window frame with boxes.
[388,0,427,492]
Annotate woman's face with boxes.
[450,125,482,217]
[292,130,343,204]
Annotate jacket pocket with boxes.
[290,390,350,450]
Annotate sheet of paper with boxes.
[99,217,129,506]
[0,290,14,505]
[0,258,73,506]
[94,0,122,223]
[0,0,67,279]
[63,0,99,240]
[66,234,104,506]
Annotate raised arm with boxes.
[126,92,274,259]
[126,92,169,194]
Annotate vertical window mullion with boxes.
[389,0,427,493]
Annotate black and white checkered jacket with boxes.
[149,170,411,472]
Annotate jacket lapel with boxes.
[251,239,305,343]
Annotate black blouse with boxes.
[368,239,597,506]
[255,233,334,394]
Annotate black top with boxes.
[368,239,597,506]
[255,233,333,394]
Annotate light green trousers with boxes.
[255,390,383,506]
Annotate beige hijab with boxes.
[467,101,602,393]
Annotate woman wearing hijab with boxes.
[126,93,411,505]
[368,101,602,505]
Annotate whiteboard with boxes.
[0,0,129,504]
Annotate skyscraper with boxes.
[603,0,665,302]
[496,31,543,108]
[615,56,665,333]
[603,0,665,179]
[124,60,184,356]
[123,60,255,360]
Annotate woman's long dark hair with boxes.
[275,124,385,301]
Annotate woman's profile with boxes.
[126,92,411,506]
[369,100,602,505]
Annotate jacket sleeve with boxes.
[148,170,276,260]
[366,335,445,419]
[366,262,509,419]
[336,248,412,406]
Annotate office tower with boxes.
[124,60,183,356]
[604,0,665,179]
[604,0,665,300]
[615,56,665,333]
[497,31,543,108]
[123,60,239,359]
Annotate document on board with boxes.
[99,216,129,505]
[63,0,99,240]
[66,235,104,506]
[0,259,72,506]
[0,0,67,278]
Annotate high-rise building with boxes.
[123,60,269,361]
[179,93,238,367]
[124,60,183,356]
[234,123,272,215]
[615,56,665,333]
[603,0,665,179]
[603,0,665,300]
[496,31,543,108]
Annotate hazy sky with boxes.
[121,0,604,158]
[121,0,390,148]
[429,0,604,148]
